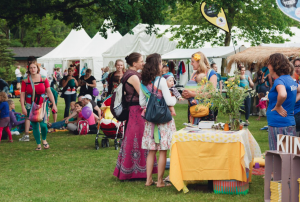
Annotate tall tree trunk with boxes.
[221,31,231,76]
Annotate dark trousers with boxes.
[244,95,251,121]
[64,93,77,118]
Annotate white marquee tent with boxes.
[161,45,247,85]
[37,29,91,76]
[63,30,122,85]
[102,24,177,71]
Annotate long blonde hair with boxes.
[192,51,210,74]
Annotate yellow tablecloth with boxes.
[169,128,261,193]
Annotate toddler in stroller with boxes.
[95,96,124,150]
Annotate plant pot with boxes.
[229,114,240,131]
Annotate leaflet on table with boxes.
[198,121,215,129]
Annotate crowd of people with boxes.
[1,51,300,187]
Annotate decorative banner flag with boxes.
[276,0,300,22]
[200,2,229,33]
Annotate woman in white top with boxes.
[140,53,177,187]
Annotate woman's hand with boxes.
[271,105,287,117]
[22,107,27,116]
[182,90,192,99]
[65,119,69,124]
[52,105,58,114]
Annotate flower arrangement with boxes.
[194,71,255,130]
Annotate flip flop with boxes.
[35,147,41,151]
[157,181,172,188]
[145,181,157,186]
[163,176,171,183]
[43,143,50,149]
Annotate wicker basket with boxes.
[298,178,300,202]
[213,169,249,195]
[270,181,281,202]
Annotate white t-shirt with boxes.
[15,69,22,77]
[86,102,93,110]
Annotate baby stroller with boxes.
[95,96,124,150]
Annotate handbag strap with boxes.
[29,75,36,104]
[151,77,162,94]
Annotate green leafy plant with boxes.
[195,71,255,124]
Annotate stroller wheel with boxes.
[119,139,122,147]
[101,139,105,148]
[106,140,109,148]
[96,146,99,150]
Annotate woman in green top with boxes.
[238,65,254,123]
[62,67,78,118]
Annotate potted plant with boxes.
[195,71,255,130]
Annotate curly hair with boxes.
[267,53,290,76]
[192,51,210,74]
[141,53,161,85]
[0,92,8,102]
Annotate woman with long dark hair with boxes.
[140,53,176,187]
[62,67,78,118]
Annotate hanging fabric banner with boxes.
[276,0,300,22]
[200,2,229,33]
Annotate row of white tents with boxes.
[38,24,300,87]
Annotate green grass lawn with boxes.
[0,98,267,201]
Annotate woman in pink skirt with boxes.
[113,52,158,180]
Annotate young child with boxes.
[184,73,206,105]
[7,100,25,135]
[0,92,13,142]
[163,73,184,116]
[48,101,77,130]
[256,92,267,120]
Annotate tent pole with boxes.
[188,63,190,81]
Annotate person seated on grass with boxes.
[78,94,101,118]
[66,101,99,135]
[48,101,77,130]
[7,100,25,135]
[0,92,13,143]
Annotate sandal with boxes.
[157,181,172,188]
[8,139,13,143]
[163,176,171,183]
[35,147,42,151]
[43,143,50,149]
[145,181,157,186]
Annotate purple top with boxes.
[9,111,25,129]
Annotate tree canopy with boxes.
[0,0,176,37]
[162,0,300,74]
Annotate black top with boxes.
[79,75,96,96]
[90,100,99,116]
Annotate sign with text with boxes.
[200,2,229,32]
[277,134,300,154]
[276,0,300,22]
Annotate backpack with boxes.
[9,84,14,93]
[110,73,135,121]
[78,120,89,135]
